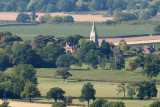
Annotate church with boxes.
[90,22,99,46]
[65,22,100,52]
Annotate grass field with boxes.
[5,67,150,82]
[5,68,160,107]
[0,23,155,40]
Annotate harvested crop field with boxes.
[0,100,51,107]
[99,35,160,45]
[0,12,113,22]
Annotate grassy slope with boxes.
[0,23,154,40]
[5,68,160,107]
[5,67,149,82]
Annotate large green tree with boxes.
[117,83,126,98]
[143,56,160,81]
[55,68,72,81]
[99,40,111,59]
[12,43,42,67]
[56,54,77,69]
[11,64,37,95]
[80,82,96,107]
[39,44,65,67]
[134,53,145,70]
[0,54,10,72]
[126,83,136,99]
[137,81,157,100]
[16,13,30,23]
[31,35,55,50]
[21,82,41,102]
[84,49,100,69]
[46,87,65,102]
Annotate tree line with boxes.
[0,31,126,70]
[0,0,157,13]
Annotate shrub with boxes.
[154,24,160,33]
[150,101,160,107]
[105,20,116,25]
[39,14,51,23]
[16,13,30,23]
[107,101,125,107]
[52,102,66,107]
[62,15,74,22]
[114,13,137,22]
[64,97,72,106]
[47,16,63,23]
[0,101,9,107]
[90,99,107,107]
[127,61,137,71]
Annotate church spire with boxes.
[90,22,99,46]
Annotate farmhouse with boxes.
[143,45,155,54]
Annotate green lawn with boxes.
[5,68,160,107]
[38,78,121,97]
[0,23,154,40]
[5,67,153,82]
[37,78,160,97]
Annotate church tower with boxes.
[90,22,99,46]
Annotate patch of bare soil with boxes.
[0,12,113,22]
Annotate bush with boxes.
[39,14,51,23]
[154,25,160,33]
[127,61,137,71]
[150,101,160,107]
[62,15,74,22]
[52,102,66,107]
[16,13,30,23]
[107,101,125,107]
[0,102,9,107]
[105,20,116,25]
[40,15,74,23]
[114,13,137,22]
[90,99,107,107]
[47,16,63,23]
[64,97,72,106]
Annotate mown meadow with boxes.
[5,66,160,107]
[0,23,155,40]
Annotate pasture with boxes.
[5,67,160,107]
[0,23,154,41]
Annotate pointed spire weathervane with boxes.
[90,21,99,46]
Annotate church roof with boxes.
[90,22,99,46]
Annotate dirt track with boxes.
[0,12,113,22]
[99,35,160,45]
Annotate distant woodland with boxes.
[0,0,158,13]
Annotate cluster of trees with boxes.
[128,54,160,81]
[107,0,160,23]
[0,0,157,12]
[16,12,38,23]
[16,13,74,23]
[0,64,40,101]
[0,31,127,70]
[117,81,157,100]
[39,14,74,23]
